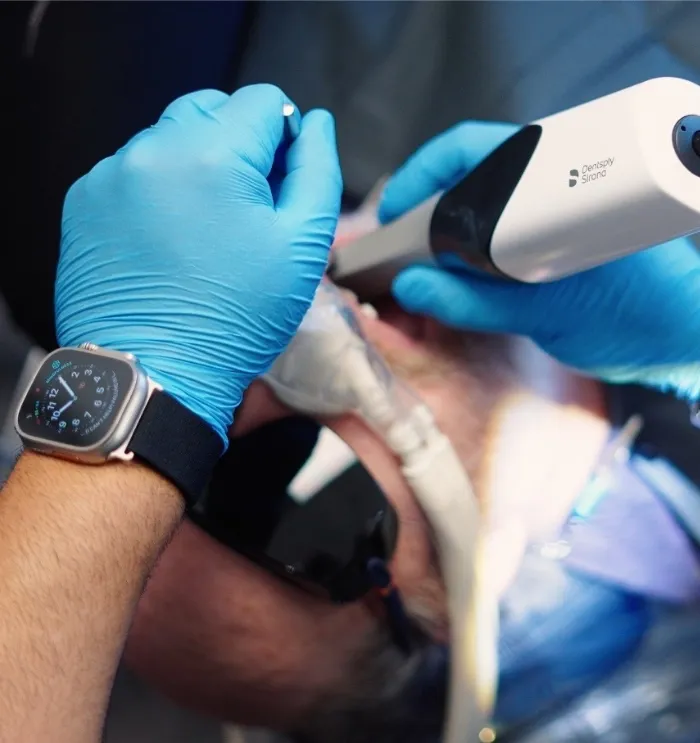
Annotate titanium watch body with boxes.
[16,343,160,462]
[15,343,222,505]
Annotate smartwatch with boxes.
[14,343,223,506]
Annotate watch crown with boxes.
[78,342,100,352]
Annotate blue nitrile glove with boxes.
[56,85,342,445]
[379,121,700,401]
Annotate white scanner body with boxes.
[331,76,700,297]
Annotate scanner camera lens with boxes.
[673,115,700,177]
[692,130,700,158]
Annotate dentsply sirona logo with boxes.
[569,169,579,187]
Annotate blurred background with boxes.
[2,2,700,741]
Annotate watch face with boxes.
[17,349,136,449]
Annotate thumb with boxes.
[230,380,293,438]
[157,89,232,123]
[276,109,342,229]
[392,265,536,334]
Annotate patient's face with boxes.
[125,300,516,730]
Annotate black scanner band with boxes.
[128,390,223,507]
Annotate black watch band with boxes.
[128,390,224,508]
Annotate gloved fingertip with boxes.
[294,110,339,166]
[391,267,436,313]
[393,264,529,332]
[303,108,335,136]
[378,176,414,225]
[377,187,399,225]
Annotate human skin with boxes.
[124,298,609,731]
[0,453,183,743]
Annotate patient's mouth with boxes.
[331,220,430,352]
[337,287,428,353]
[358,303,378,320]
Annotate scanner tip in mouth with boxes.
[336,286,432,355]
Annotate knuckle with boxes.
[121,138,233,184]
[63,177,84,207]
[245,82,286,102]
[185,88,227,104]
[119,138,160,176]
[169,90,226,118]
[194,144,231,170]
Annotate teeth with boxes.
[360,303,378,319]
[339,288,359,304]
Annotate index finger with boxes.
[378,121,519,224]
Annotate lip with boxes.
[332,220,434,355]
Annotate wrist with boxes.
[16,345,225,507]
[0,452,183,742]
[142,359,240,449]
[54,335,241,447]
[5,452,184,570]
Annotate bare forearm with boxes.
[0,452,183,743]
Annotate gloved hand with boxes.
[56,85,342,445]
[379,121,700,401]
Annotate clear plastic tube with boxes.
[267,281,436,453]
[265,280,496,743]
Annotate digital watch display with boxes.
[15,345,223,506]
[16,349,135,448]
